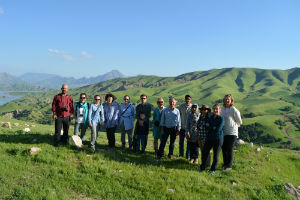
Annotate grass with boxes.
[0,116,299,199]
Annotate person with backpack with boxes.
[119,95,135,150]
[88,95,105,150]
[74,93,89,142]
[52,84,74,147]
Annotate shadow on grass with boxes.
[0,132,53,145]
[69,143,198,171]
[0,132,197,170]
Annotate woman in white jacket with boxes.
[221,94,242,170]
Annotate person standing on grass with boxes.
[133,94,152,151]
[152,97,165,154]
[221,94,242,170]
[134,112,149,154]
[103,93,119,148]
[197,104,212,168]
[185,104,200,164]
[74,93,89,142]
[157,97,181,160]
[200,104,224,174]
[178,95,192,159]
[52,84,74,147]
[119,95,135,150]
[88,95,105,150]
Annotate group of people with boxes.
[52,84,242,173]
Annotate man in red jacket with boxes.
[52,84,74,146]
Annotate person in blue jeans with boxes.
[200,104,224,174]
[134,112,149,154]
[74,93,89,142]
[178,95,192,159]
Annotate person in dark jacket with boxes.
[52,84,74,146]
[134,112,149,154]
[199,104,224,174]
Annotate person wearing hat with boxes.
[185,104,200,164]
[197,104,212,167]
[103,93,119,147]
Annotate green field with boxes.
[0,117,299,199]
[1,67,299,149]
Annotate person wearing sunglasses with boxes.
[133,94,152,151]
[119,95,135,150]
[103,93,119,148]
[88,95,105,150]
[152,97,165,154]
[74,93,89,142]
[221,94,242,170]
[197,104,212,167]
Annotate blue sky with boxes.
[0,0,299,78]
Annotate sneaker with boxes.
[209,170,216,174]
[223,167,232,171]
[189,159,194,164]
[194,158,199,164]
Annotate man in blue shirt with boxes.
[157,97,181,159]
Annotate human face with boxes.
[200,107,209,116]
[61,85,68,94]
[169,99,176,109]
[94,96,101,104]
[191,106,197,113]
[140,113,146,120]
[124,96,130,104]
[107,97,113,104]
[185,97,191,106]
[141,96,147,104]
[80,95,86,103]
[224,96,232,107]
[157,100,164,108]
[213,106,221,116]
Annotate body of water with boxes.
[0,91,30,105]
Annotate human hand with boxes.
[53,114,57,120]
[89,122,92,127]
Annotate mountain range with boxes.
[0,67,299,149]
[0,70,125,90]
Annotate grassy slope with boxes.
[0,68,299,148]
[0,117,299,200]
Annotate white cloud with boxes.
[48,49,74,61]
[80,51,93,58]
[0,7,4,14]
[48,49,93,62]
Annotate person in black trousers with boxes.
[200,104,224,174]
[221,94,242,170]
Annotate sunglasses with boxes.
[124,99,129,100]
[80,97,86,99]
[141,98,147,99]
[157,101,164,103]
[95,98,101,100]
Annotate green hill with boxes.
[0,68,299,149]
[0,116,299,199]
